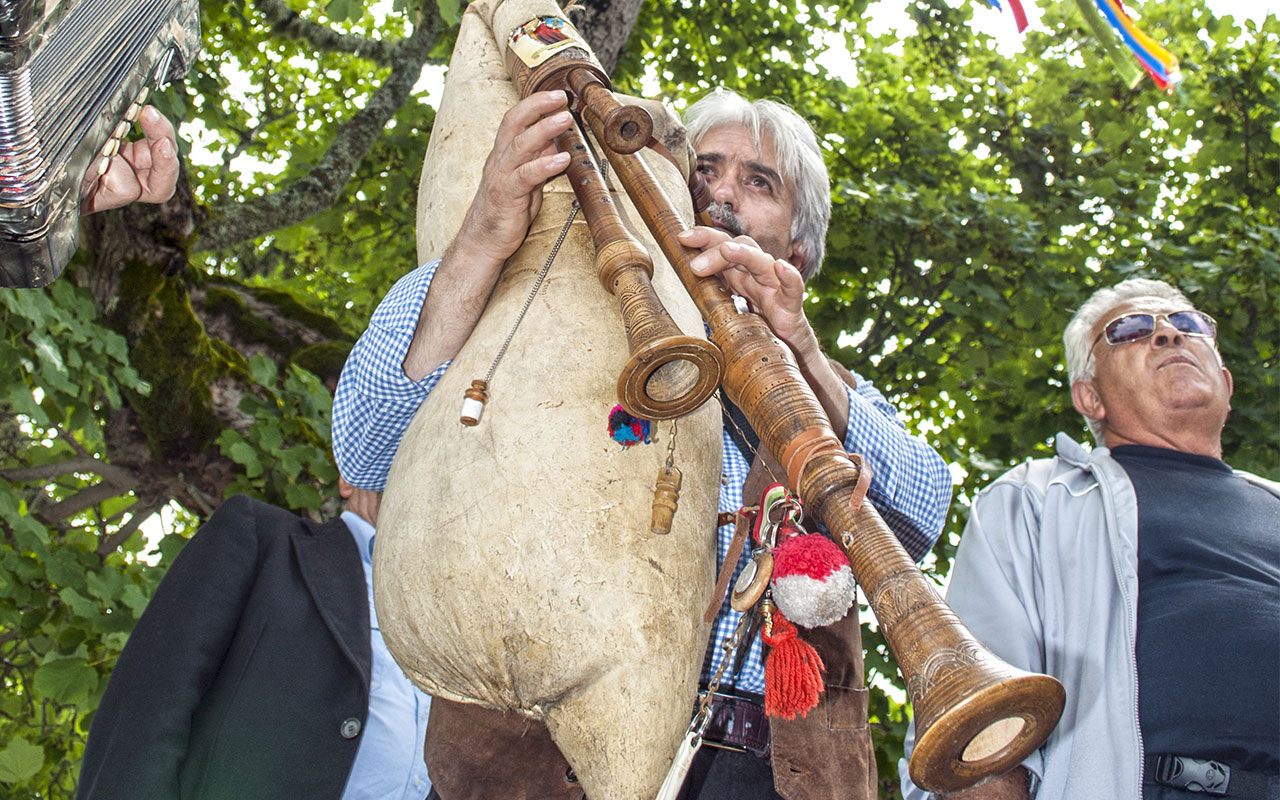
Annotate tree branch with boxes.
[0,458,99,483]
[0,456,136,487]
[251,0,396,62]
[96,500,167,560]
[196,17,442,252]
[41,482,135,524]
[54,424,93,459]
[215,108,299,194]
[570,0,645,76]
[178,477,219,517]
[914,306,957,345]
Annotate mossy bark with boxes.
[78,173,352,511]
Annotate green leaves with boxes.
[436,0,460,26]
[33,648,100,707]
[324,0,362,23]
[225,438,265,477]
[1,280,148,435]
[0,486,163,795]
[0,737,44,784]
[215,359,339,514]
[57,587,101,619]
[249,353,279,387]
[2,279,176,795]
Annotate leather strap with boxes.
[780,429,845,491]
[700,692,771,759]
[705,510,754,623]
[846,453,873,512]
[778,427,839,488]
[779,431,874,526]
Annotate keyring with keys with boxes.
[730,484,804,612]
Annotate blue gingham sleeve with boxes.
[332,260,449,490]
[843,373,953,561]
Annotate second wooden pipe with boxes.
[555,118,723,420]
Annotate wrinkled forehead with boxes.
[1093,296,1198,338]
[696,123,777,167]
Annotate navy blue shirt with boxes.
[1113,445,1279,797]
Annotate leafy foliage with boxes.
[214,356,340,511]
[2,281,168,797]
[1,0,1276,796]
[0,279,343,797]
[629,0,1277,791]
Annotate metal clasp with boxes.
[1154,754,1230,796]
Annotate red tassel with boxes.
[762,608,825,719]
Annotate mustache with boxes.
[705,202,745,237]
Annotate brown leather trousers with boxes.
[424,604,875,800]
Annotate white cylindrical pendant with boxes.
[460,396,485,426]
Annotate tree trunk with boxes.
[574,0,646,76]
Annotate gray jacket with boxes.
[899,433,1280,800]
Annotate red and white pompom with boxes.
[770,532,856,628]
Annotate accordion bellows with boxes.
[0,0,200,287]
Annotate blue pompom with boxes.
[607,405,651,447]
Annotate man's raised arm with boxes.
[333,91,573,488]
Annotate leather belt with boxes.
[699,691,770,760]
[1148,754,1280,800]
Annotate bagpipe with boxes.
[0,0,200,288]
[376,1,1065,797]
[513,9,1069,795]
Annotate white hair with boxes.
[682,90,831,281]
[1063,277,1197,442]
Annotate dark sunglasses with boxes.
[1088,310,1217,362]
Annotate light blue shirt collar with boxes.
[340,510,376,565]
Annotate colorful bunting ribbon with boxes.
[1093,0,1180,88]
[990,0,1180,89]
[1007,0,1030,33]
[1073,0,1147,86]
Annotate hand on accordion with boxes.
[81,106,180,216]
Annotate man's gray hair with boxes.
[683,90,831,281]
[1063,277,1196,441]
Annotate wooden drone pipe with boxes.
[565,67,653,156]
[554,119,723,420]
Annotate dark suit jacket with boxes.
[76,494,372,800]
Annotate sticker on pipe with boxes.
[508,16,587,67]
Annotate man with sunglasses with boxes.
[900,278,1279,800]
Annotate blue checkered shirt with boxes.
[333,260,953,697]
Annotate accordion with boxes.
[0,0,200,288]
